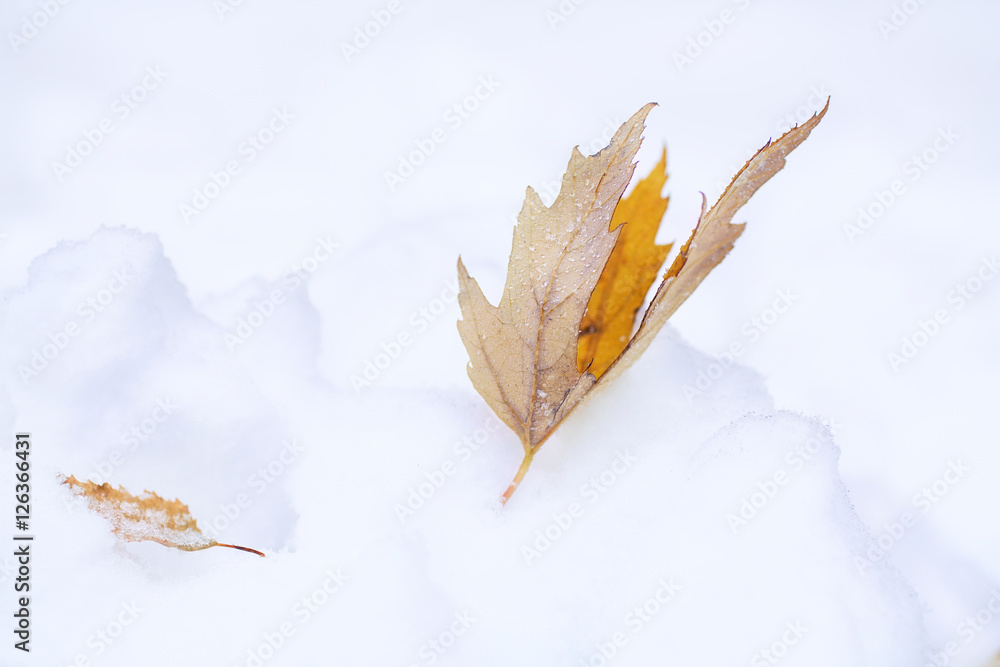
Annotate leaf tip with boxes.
[816,96,831,120]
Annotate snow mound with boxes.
[0,227,924,666]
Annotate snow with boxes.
[0,230,924,665]
[2,0,999,665]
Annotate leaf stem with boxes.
[501,449,535,504]
[213,542,266,557]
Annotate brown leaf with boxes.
[61,475,264,556]
[458,100,828,502]
[578,147,672,379]
[599,99,829,386]
[457,103,655,500]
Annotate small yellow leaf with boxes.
[578,147,672,378]
[61,475,264,557]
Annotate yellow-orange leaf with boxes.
[578,147,672,378]
[61,475,264,556]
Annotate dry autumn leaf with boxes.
[458,103,654,501]
[458,100,828,502]
[61,475,264,556]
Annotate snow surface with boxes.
[0,229,924,666]
[2,0,999,665]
